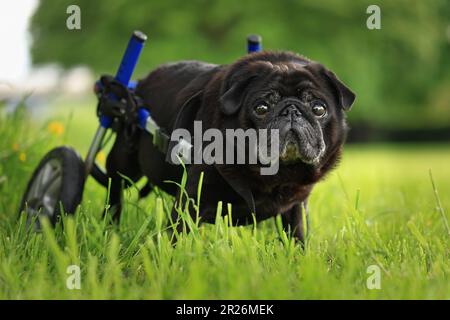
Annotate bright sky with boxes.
[0,0,38,84]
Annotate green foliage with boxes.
[31,0,450,129]
[1,102,449,299]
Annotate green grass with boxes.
[0,102,449,299]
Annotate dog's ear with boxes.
[323,69,356,111]
[220,75,255,115]
[310,63,356,111]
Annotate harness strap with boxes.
[141,90,256,214]
[165,91,203,163]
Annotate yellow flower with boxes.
[19,152,26,162]
[12,143,19,151]
[96,151,106,163]
[47,121,64,136]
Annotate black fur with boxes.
[105,51,355,242]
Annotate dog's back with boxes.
[136,61,221,131]
[131,61,223,196]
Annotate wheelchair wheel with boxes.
[19,146,85,229]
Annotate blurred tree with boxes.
[31,0,450,129]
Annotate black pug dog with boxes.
[105,51,355,243]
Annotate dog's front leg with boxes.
[169,193,196,237]
[281,200,309,245]
[167,166,203,241]
[167,165,221,242]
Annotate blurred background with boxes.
[0,0,449,142]
[1,1,450,300]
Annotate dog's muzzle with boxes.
[276,99,326,165]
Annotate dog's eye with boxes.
[254,104,269,116]
[312,102,327,117]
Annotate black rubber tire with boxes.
[19,146,85,227]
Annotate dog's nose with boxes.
[279,104,301,117]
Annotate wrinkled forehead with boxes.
[248,60,321,92]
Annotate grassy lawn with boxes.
[0,102,449,299]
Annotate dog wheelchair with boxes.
[19,31,263,228]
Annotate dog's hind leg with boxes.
[106,177,123,222]
[104,131,142,223]
[167,166,207,242]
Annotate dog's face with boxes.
[220,52,355,167]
